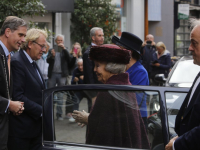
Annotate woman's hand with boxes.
[152,63,160,67]
[72,110,89,126]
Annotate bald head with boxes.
[146,34,154,42]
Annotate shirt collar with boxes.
[23,50,33,63]
[91,43,96,46]
[0,40,10,57]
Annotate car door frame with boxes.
[42,84,189,150]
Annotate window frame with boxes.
[42,84,189,150]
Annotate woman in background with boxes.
[151,41,171,85]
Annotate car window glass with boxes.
[165,92,187,139]
[169,60,200,84]
[43,89,164,150]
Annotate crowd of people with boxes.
[1,15,200,150]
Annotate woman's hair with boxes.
[156,41,166,50]
[70,42,82,57]
[105,62,126,74]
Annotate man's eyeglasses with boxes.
[33,41,47,50]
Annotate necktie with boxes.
[7,54,11,86]
[32,62,43,84]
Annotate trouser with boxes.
[8,135,42,150]
[48,73,66,118]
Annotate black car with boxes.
[42,84,189,150]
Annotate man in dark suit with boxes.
[165,18,200,150]
[0,16,26,150]
[83,27,104,85]
[82,27,104,112]
[8,28,47,150]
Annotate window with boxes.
[43,88,165,149]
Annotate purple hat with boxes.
[89,44,131,64]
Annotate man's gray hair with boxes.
[77,58,83,63]
[90,27,103,38]
[189,18,200,30]
[0,16,27,36]
[55,34,64,41]
[105,63,126,74]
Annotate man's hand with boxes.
[79,75,84,80]
[58,43,65,49]
[165,136,178,150]
[142,41,147,47]
[74,77,79,82]
[9,101,24,114]
[51,49,55,57]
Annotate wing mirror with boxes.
[154,74,167,83]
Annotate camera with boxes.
[146,41,152,48]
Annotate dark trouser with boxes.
[8,135,42,150]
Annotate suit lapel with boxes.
[182,72,200,119]
[19,50,45,89]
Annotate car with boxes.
[42,84,189,150]
[155,55,200,87]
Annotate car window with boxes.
[165,92,187,139]
[43,87,165,150]
[169,60,200,84]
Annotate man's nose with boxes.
[188,43,193,52]
[21,36,26,43]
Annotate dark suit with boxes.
[174,72,200,150]
[83,45,101,84]
[8,50,45,150]
[0,45,12,149]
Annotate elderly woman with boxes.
[72,44,150,149]
[151,41,171,85]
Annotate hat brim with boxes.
[112,35,141,55]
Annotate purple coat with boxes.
[86,73,150,149]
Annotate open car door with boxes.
[42,85,189,150]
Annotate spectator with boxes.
[0,16,25,150]
[69,42,83,77]
[83,27,104,112]
[69,58,85,122]
[47,34,77,120]
[36,42,50,88]
[140,34,156,82]
[73,44,150,149]
[151,42,171,85]
[8,28,47,150]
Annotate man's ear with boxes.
[28,41,32,49]
[91,36,95,41]
[5,28,11,38]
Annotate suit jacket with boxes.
[174,72,200,150]
[83,45,101,84]
[9,49,45,138]
[0,45,12,149]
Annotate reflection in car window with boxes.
[169,60,200,84]
[43,89,165,149]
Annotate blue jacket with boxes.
[126,61,149,117]
[152,50,171,78]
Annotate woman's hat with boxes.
[89,44,131,64]
[111,32,143,55]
